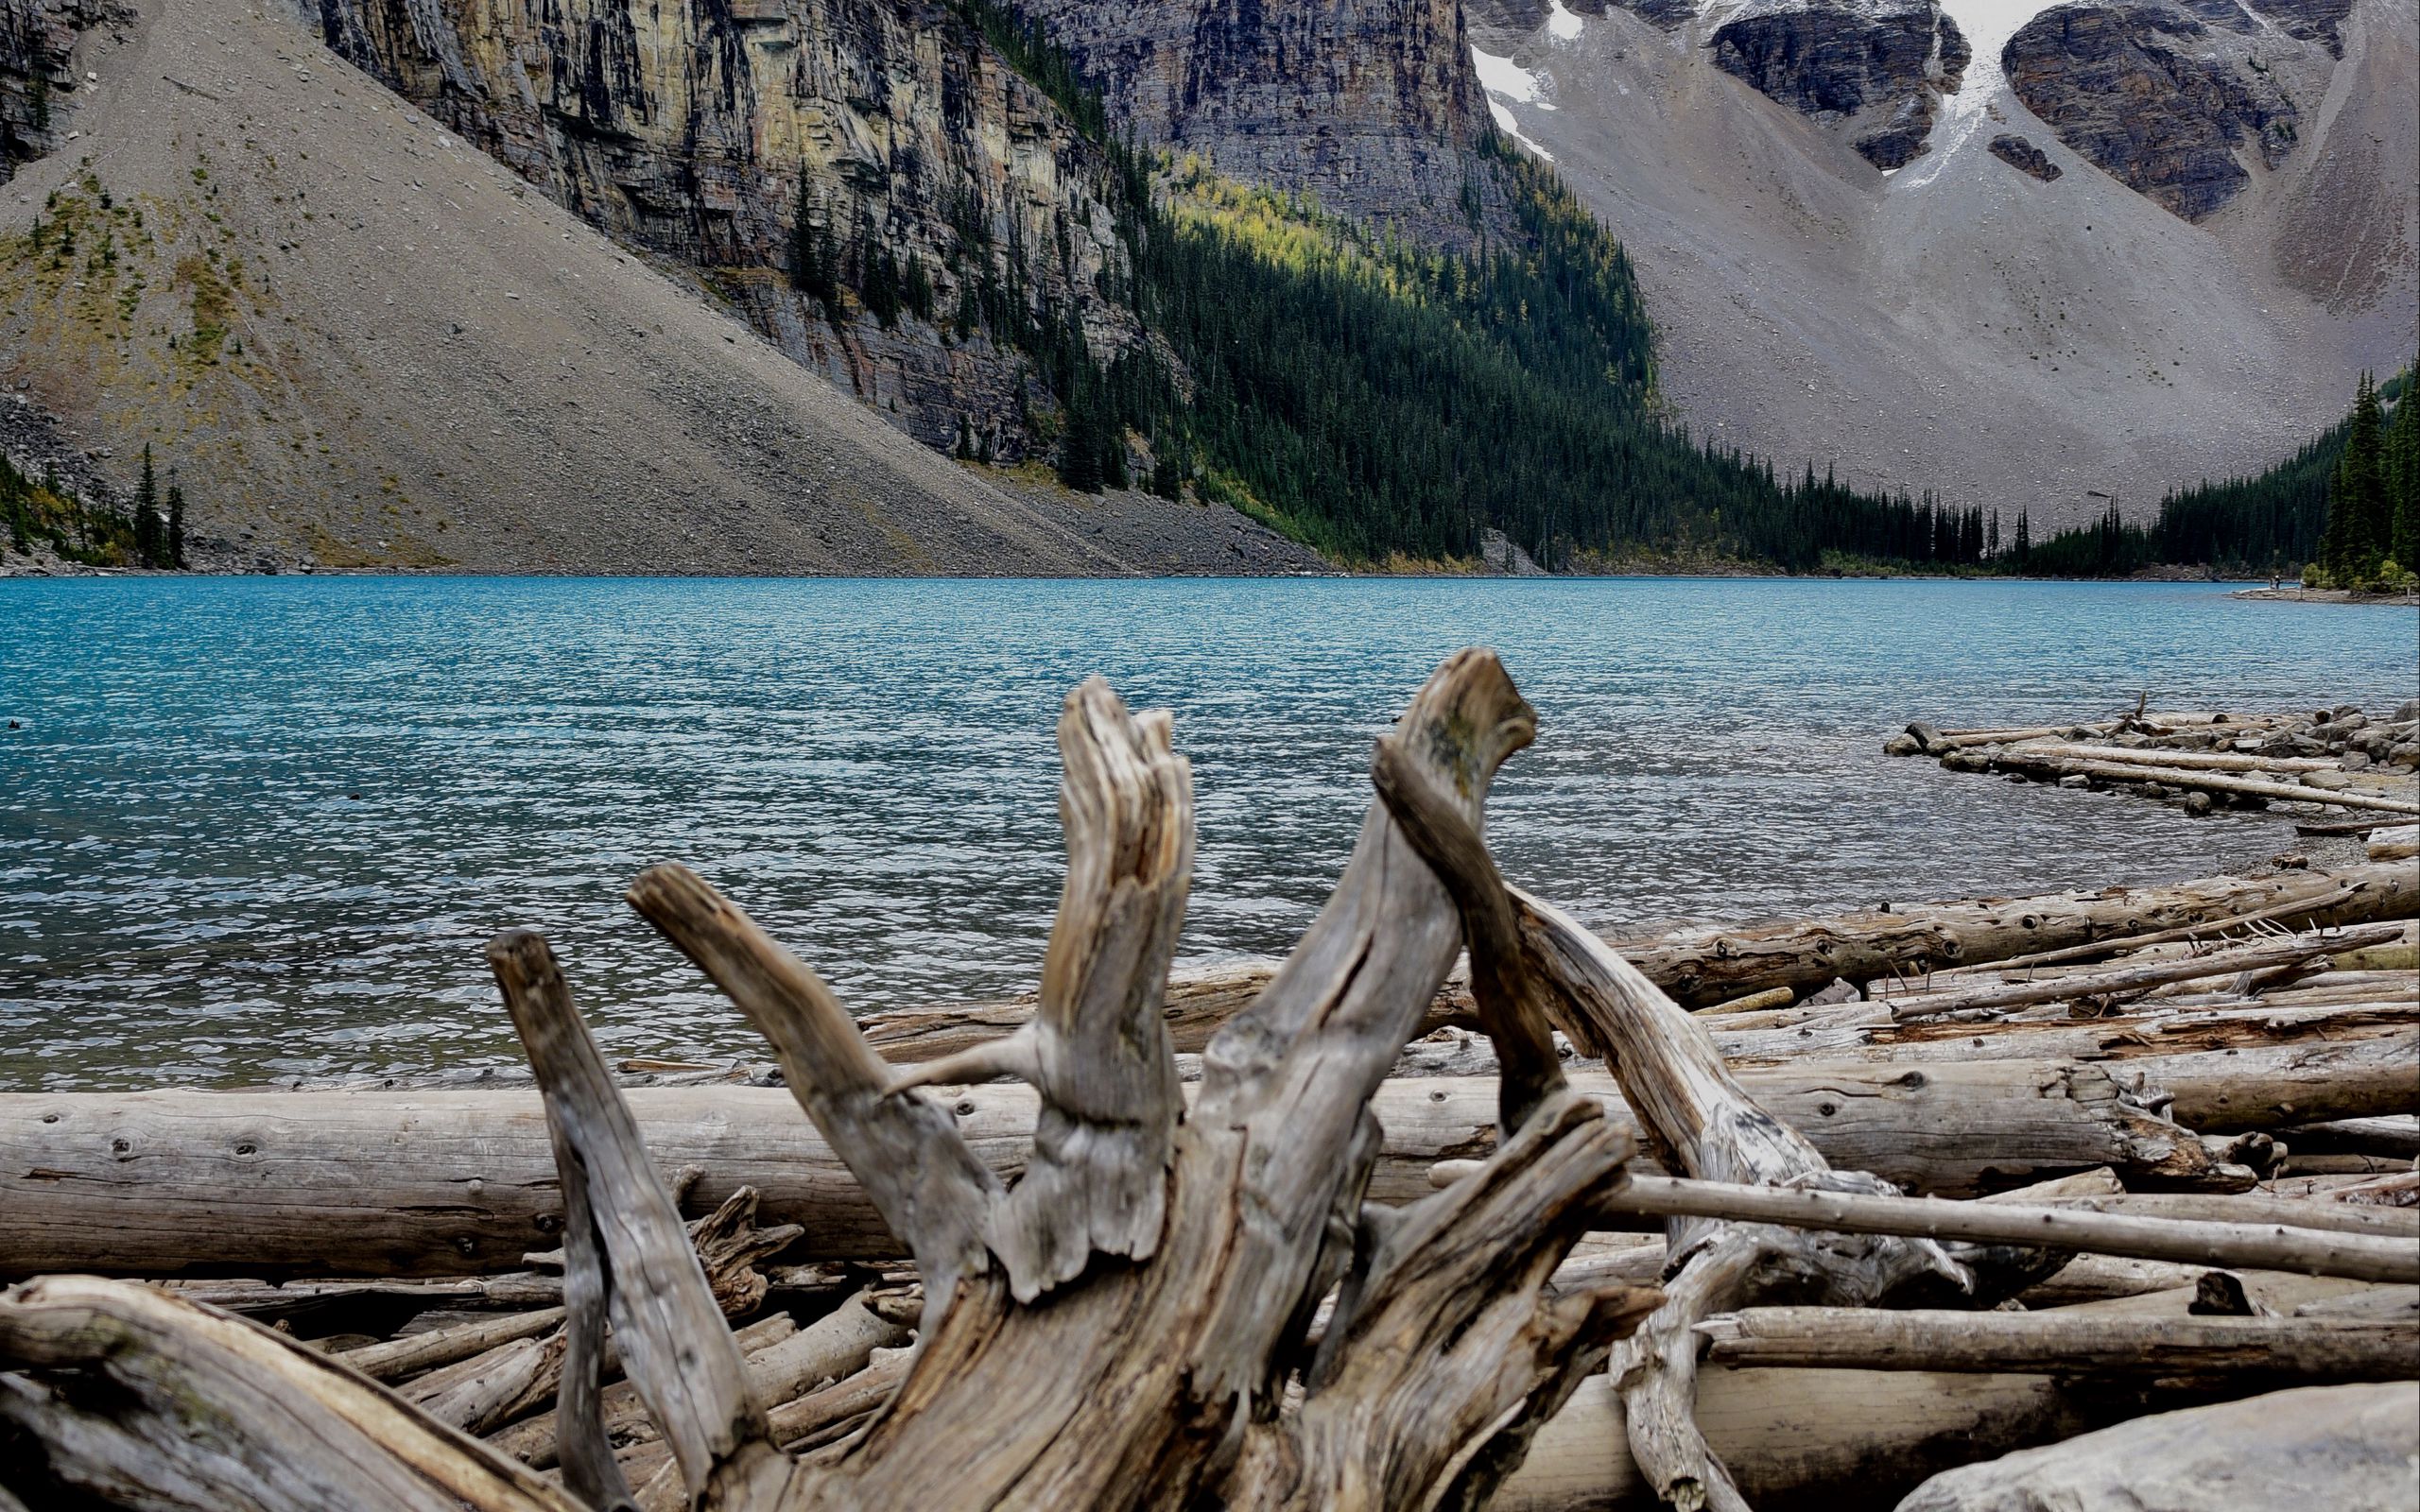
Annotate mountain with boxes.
[0,0,1322,572]
[1461,0,2417,526]
[3,0,2408,571]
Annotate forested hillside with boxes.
[2018,369,2413,580]
[951,5,2006,571]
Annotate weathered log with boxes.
[1616,862,2417,1008]
[1881,924,2407,1020]
[1712,1002,2415,1080]
[1588,1174,2420,1282]
[1957,747,2420,815]
[0,1277,581,1512]
[845,865,2419,1041]
[1892,1382,2420,1512]
[343,1306,567,1383]
[2143,1033,2419,1132]
[2281,1115,2420,1160]
[0,1048,2243,1279]
[1695,1307,2418,1380]
[2369,823,2419,861]
[2007,742,2342,775]
[1505,1366,2100,1510]
[2039,1191,2420,1241]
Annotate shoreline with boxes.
[2232,586,2420,607]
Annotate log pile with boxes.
[1889,701,2420,823]
[2,662,2414,1512]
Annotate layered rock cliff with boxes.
[1003,0,1502,248]
[302,0,1142,458]
[0,0,121,176]
[2004,1,2304,219]
[1709,0,1969,167]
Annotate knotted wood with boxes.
[0,657,1659,1512]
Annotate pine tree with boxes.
[166,476,186,569]
[2322,372,2389,581]
[1058,402,1101,492]
[790,171,839,315]
[2014,507,2031,565]
[132,444,164,567]
[2386,362,2418,575]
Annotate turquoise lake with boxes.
[2,576,2413,1089]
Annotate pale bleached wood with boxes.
[0,1047,2262,1279]
[1508,888,2031,1512]
[1953,746,2420,815]
[487,929,793,1510]
[1945,884,2362,972]
[964,680,1193,1299]
[483,1305,841,1469]
[1882,924,2407,1021]
[1493,1366,2086,1511]
[2007,742,2342,774]
[0,1277,584,1512]
[342,1306,566,1383]
[1613,862,2417,1008]
[1592,1174,2420,1282]
[1694,1307,2418,1379]
[1892,1383,2420,1512]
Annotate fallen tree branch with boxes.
[1589,1174,2420,1283]
[1694,1307,2418,1379]
[1883,924,2407,1020]
[1956,747,2420,815]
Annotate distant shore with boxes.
[2233,586,2420,607]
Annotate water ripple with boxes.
[1,576,2411,1089]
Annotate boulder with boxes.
[1987,133,2064,181]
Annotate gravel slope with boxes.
[0,0,1325,575]
[1473,0,2418,529]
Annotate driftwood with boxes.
[1694,1308,2417,1380]
[0,656,1677,1511]
[1949,746,2420,815]
[844,861,2416,1035]
[1878,924,2407,1020]
[1583,1174,2420,1283]
[0,1048,2254,1280]
[1603,862,2416,1008]
[0,1278,581,1512]
[1893,1382,2420,1512]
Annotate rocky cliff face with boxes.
[1,0,122,177]
[1709,0,1968,167]
[2004,1,2301,219]
[303,0,1140,458]
[1004,0,1500,248]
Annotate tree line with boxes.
[2015,367,2413,582]
[794,3,2412,579]
[2,442,187,569]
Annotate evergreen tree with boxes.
[166,476,186,569]
[2321,372,2389,580]
[2387,360,2418,573]
[1149,444,1182,500]
[1057,400,1102,492]
[790,172,842,318]
[2014,508,2031,565]
[132,444,164,567]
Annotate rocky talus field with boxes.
[0,0,1322,574]
[1463,0,2416,526]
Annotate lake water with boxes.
[2,576,2413,1090]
